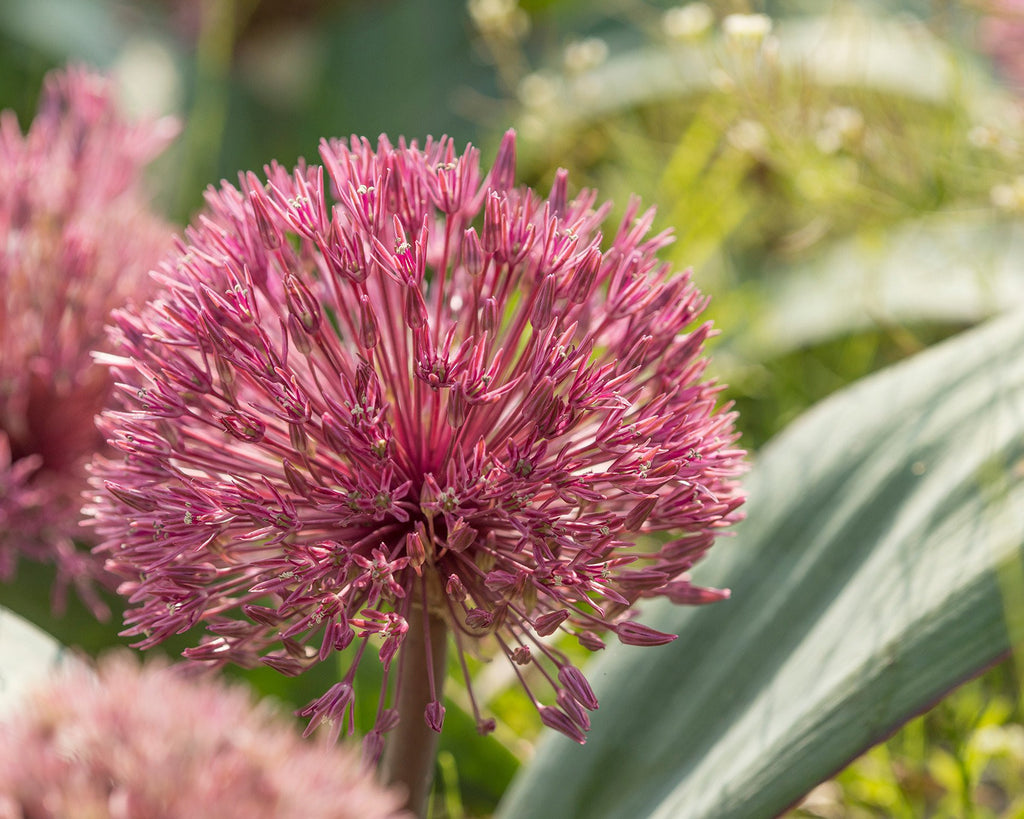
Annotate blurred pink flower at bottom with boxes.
[0,653,408,819]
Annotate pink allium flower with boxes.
[979,1,1024,90]
[87,131,745,748]
[0,652,407,819]
[0,66,177,613]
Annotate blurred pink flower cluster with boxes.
[0,653,407,819]
[0,67,177,613]
[979,1,1024,90]
[87,129,745,747]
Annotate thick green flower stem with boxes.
[381,606,448,817]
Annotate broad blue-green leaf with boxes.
[0,560,128,656]
[0,606,66,715]
[498,308,1024,819]
[0,0,124,65]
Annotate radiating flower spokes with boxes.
[87,129,745,753]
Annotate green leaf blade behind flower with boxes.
[497,309,1024,819]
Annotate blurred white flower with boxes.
[664,3,714,42]
[815,106,864,154]
[518,72,560,109]
[971,723,1024,760]
[112,38,182,119]
[968,124,1001,149]
[990,176,1024,210]
[563,37,609,74]
[468,0,529,39]
[727,118,769,155]
[723,13,773,47]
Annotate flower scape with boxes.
[0,653,407,819]
[0,66,176,613]
[87,130,745,750]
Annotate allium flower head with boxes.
[0,653,407,818]
[0,66,177,611]
[88,131,745,747]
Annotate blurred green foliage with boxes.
[0,0,496,222]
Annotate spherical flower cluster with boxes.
[87,130,744,748]
[0,66,177,613]
[0,653,407,818]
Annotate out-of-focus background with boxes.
[3,1,1024,816]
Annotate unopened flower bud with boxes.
[558,664,599,710]
[489,129,517,192]
[623,494,659,532]
[447,385,468,428]
[425,700,446,732]
[462,227,485,277]
[285,273,322,334]
[577,630,606,651]
[483,192,503,252]
[538,705,586,744]
[533,609,570,636]
[404,284,428,329]
[446,573,467,601]
[447,517,477,553]
[566,246,602,303]
[358,293,379,349]
[249,182,282,249]
[548,168,568,217]
[406,527,427,570]
[615,621,677,646]
[530,273,557,329]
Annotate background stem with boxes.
[381,606,448,817]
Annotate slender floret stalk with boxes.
[87,131,745,785]
[380,606,448,813]
[0,65,177,614]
